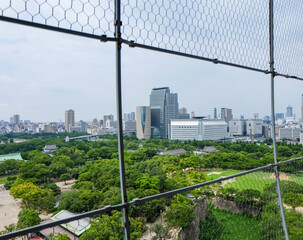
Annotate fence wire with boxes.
[121,0,269,71]
[1,1,303,239]
[0,0,115,37]
[274,0,303,79]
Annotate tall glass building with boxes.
[150,87,170,138]
[286,105,293,118]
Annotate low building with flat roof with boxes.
[169,119,228,141]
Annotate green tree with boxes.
[284,192,303,210]
[47,233,71,240]
[135,175,160,190]
[79,211,143,240]
[277,145,293,158]
[165,194,195,228]
[10,182,54,212]
[17,208,41,229]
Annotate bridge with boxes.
[65,133,110,142]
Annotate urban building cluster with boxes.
[136,89,303,143]
[1,92,303,143]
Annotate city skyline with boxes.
[0,22,303,122]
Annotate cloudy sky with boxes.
[0,1,302,122]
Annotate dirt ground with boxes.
[207,172,222,176]
[221,177,236,187]
[55,179,77,193]
[270,172,290,180]
[0,184,21,231]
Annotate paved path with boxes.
[0,184,21,231]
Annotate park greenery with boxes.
[0,133,303,239]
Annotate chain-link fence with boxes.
[0,0,303,239]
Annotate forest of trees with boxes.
[0,134,303,239]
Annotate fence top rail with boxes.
[1,156,302,240]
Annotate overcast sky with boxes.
[0,19,302,122]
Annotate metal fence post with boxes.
[269,1,289,239]
[114,0,131,239]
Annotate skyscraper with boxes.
[13,114,20,125]
[65,109,75,133]
[165,93,179,132]
[301,94,303,121]
[150,87,170,138]
[136,106,151,139]
[103,114,114,128]
[214,108,217,119]
[286,105,293,118]
[221,108,233,122]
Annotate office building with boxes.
[124,112,136,122]
[124,120,136,132]
[246,120,263,136]
[104,114,114,129]
[276,113,284,120]
[179,107,187,114]
[103,114,114,128]
[80,120,87,132]
[178,108,190,119]
[229,120,246,136]
[65,109,75,133]
[69,126,82,132]
[169,118,228,141]
[279,128,302,140]
[166,92,179,125]
[12,114,20,125]
[221,108,233,122]
[130,112,135,121]
[286,105,293,118]
[150,87,170,138]
[136,106,151,139]
[214,108,217,119]
[301,94,303,121]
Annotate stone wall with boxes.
[178,198,209,240]
[211,197,261,217]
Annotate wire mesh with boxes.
[278,159,303,239]
[201,167,284,240]
[121,0,269,71]
[127,166,289,240]
[0,0,115,37]
[274,0,303,79]
[2,159,303,239]
[1,0,303,239]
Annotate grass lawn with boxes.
[206,169,302,192]
[212,208,261,240]
[225,171,275,192]
[286,173,303,186]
